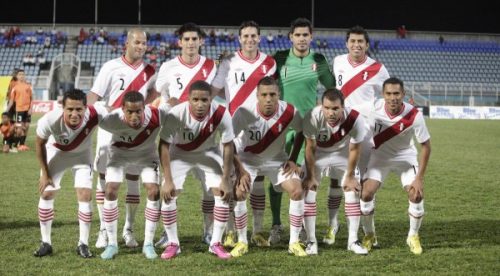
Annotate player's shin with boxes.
[289,199,304,244]
[344,191,362,245]
[78,201,92,245]
[233,200,248,244]
[304,190,317,243]
[144,200,160,245]
[161,197,179,244]
[103,199,119,246]
[38,198,55,244]
[211,196,229,245]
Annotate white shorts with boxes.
[94,127,140,175]
[105,148,160,184]
[44,149,93,191]
[301,150,360,186]
[169,147,224,192]
[364,155,418,188]
[242,160,301,193]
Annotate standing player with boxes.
[230,77,306,257]
[1,112,15,153]
[330,25,390,245]
[158,80,235,260]
[268,17,336,244]
[154,23,217,247]
[5,68,19,119]
[6,69,32,151]
[302,89,368,255]
[86,28,157,249]
[361,77,431,254]
[33,89,108,258]
[98,92,168,260]
[211,20,276,248]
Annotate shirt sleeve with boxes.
[211,59,229,89]
[159,111,178,143]
[317,54,336,89]
[219,110,235,144]
[155,62,169,95]
[36,114,51,139]
[302,110,318,139]
[90,63,112,97]
[290,108,303,132]
[349,114,367,144]
[413,112,431,143]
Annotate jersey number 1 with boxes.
[234,72,246,84]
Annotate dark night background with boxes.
[2,0,498,34]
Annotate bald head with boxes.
[125,28,147,63]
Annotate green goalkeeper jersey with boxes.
[274,48,335,116]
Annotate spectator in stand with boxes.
[439,35,444,45]
[321,39,329,49]
[0,26,6,37]
[397,25,407,39]
[228,32,235,42]
[44,36,51,48]
[78,28,87,44]
[267,33,275,44]
[209,29,216,46]
[36,27,44,35]
[14,26,21,36]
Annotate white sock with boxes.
[38,198,54,244]
[327,186,343,232]
[124,179,140,233]
[161,197,179,244]
[78,201,92,245]
[408,201,424,236]
[201,190,214,236]
[96,177,106,231]
[344,191,361,245]
[103,199,119,246]
[304,190,317,243]
[233,200,248,244]
[211,196,229,245]
[360,199,375,235]
[250,180,265,234]
[289,199,304,244]
[226,199,235,233]
[144,199,160,245]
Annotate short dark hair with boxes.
[383,77,405,90]
[290,17,313,35]
[189,80,211,95]
[239,20,260,36]
[122,91,144,106]
[178,22,205,39]
[257,76,278,87]
[62,89,87,107]
[322,89,344,106]
[346,25,370,44]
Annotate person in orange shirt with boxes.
[6,69,32,151]
[1,112,16,153]
[5,68,20,118]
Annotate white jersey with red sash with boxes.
[91,56,156,108]
[212,50,276,115]
[333,54,390,112]
[369,99,430,161]
[303,105,367,154]
[36,105,108,154]
[155,55,216,103]
[233,100,302,163]
[160,101,234,154]
[100,105,168,154]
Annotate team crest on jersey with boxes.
[146,129,151,135]
[144,73,147,81]
[85,128,90,135]
[202,69,207,78]
[262,65,267,74]
[278,123,282,133]
[311,63,317,71]
[362,71,369,80]
[209,123,213,133]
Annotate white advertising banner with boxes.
[430,106,500,120]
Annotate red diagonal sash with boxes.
[244,104,295,154]
[179,59,215,103]
[176,105,226,151]
[373,107,418,149]
[341,62,382,99]
[112,107,160,148]
[53,106,98,151]
[229,55,275,115]
[317,109,360,148]
[111,64,156,108]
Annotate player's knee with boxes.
[360,199,374,215]
[146,185,160,200]
[105,183,119,200]
[289,185,303,200]
[408,201,424,218]
[41,191,56,200]
[408,188,424,203]
[235,187,247,201]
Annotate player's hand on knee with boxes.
[302,177,318,192]
[38,176,54,194]
[408,178,424,202]
[343,175,361,193]
[282,160,299,177]
[161,181,176,202]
